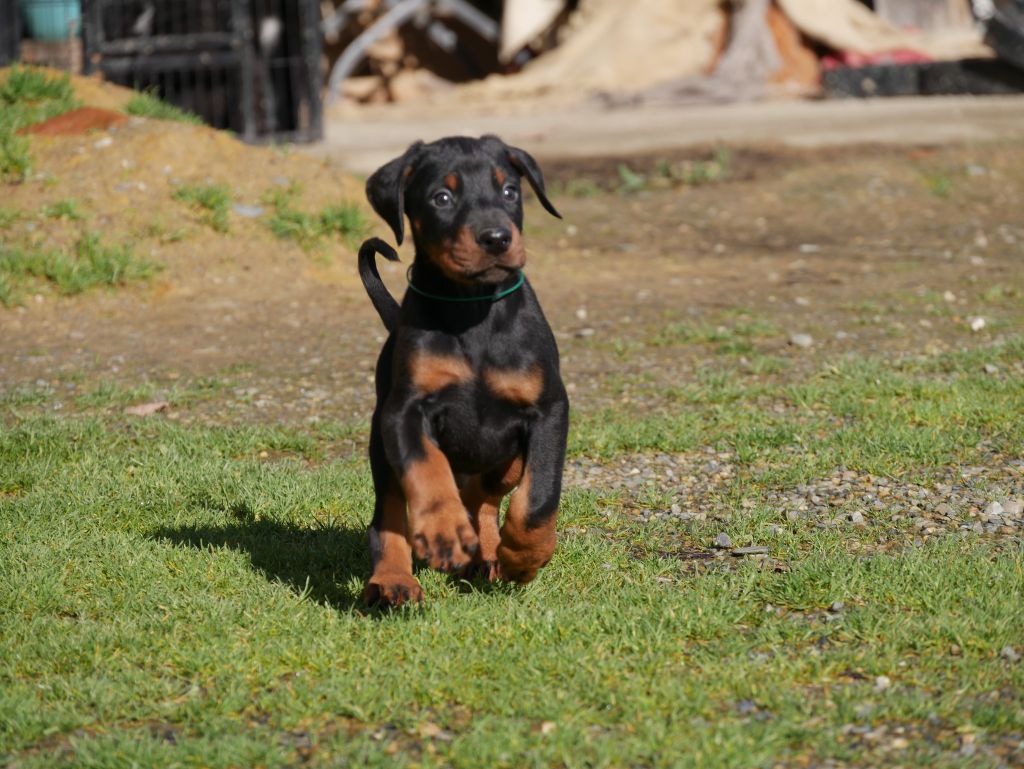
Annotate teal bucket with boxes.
[20,0,81,40]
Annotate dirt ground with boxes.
[3,88,1024,429]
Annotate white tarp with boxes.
[500,0,565,61]
[458,0,724,101]
[778,0,989,58]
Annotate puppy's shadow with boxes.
[151,516,369,612]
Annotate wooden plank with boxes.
[873,0,974,31]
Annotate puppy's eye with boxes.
[502,184,519,203]
[432,190,454,208]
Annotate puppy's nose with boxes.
[477,227,512,254]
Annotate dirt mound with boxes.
[3,67,371,304]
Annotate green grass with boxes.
[265,183,369,251]
[1,341,1022,767]
[0,66,79,181]
[0,232,159,305]
[572,338,1024,482]
[0,207,20,229]
[652,315,780,354]
[124,90,203,125]
[921,168,955,199]
[173,183,232,233]
[0,416,1021,768]
[42,198,85,221]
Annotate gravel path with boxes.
[565,450,1024,537]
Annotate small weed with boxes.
[267,207,320,248]
[319,202,368,243]
[981,284,1018,304]
[173,184,231,233]
[264,183,368,251]
[42,198,85,221]
[124,90,203,124]
[142,219,188,244]
[616,163,647,193]
[0,272,13,306]
[0,66,79,181]
[0,208,21,229]
[674,148,732,186]
[922,168,955,198]
[0,131,31,181]
[564,178,602,198]
[653,316,779,352]
[616,150,732,194]
[0,233,158,304]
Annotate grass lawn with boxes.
[1,339,1022,768]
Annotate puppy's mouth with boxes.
[463,262,522,284]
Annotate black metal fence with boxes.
[81,0,322,143]
[1,0,22,66]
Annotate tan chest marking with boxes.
[410,353,473,394]
[483,365,543,406]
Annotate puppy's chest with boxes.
[411,352,543,471]
[410,350,545,409]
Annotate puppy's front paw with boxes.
[411,501,479,573]
[496,525,556,584]
[462,557,500,583]
[363,572,424,607]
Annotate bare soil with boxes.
[3,91,1024,429]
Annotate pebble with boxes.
[713,532,733,549]
[1001,499,1023,516]
[233,203,265,218]
[736,699,758,715]
[789,333,814,348]
[985,501,1004,517]
[874,675,892,692]
[828,601,845,613]
[93,136,113,149]
[1000,646,1021,663]
[847,511,866,525]
[575,327,595,338]
[969,317,986,332]
[983,363,999,375]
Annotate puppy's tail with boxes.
[358,237,401,332]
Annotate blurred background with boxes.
[4,0,1024,163]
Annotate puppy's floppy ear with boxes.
[506,143,561,220]
[365,141,423,245]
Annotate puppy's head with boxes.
[365,135,560,285]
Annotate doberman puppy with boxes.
[357,135,568,606]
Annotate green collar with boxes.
[405,266,524,303]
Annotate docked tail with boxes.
[358,237,401,332]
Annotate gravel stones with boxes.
[563,450,1024,539]
[789,333,814,348]
[713,532,733,549]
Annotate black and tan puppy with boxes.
[357,135,568,606]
